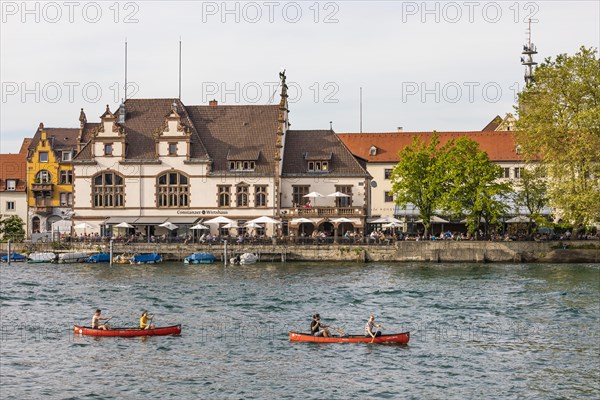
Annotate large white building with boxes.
[71,76,370,239]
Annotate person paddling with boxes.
[310,314,331,337]
[140,310,155,330]
[365,314,382,340]
[92,309,111,330]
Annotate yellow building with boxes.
[27,123,79,235]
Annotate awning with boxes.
[165,216,200,224]
[104,216,139,224]
[133,217,168,225]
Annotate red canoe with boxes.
[289,331,409,344]
[73,324,181,337]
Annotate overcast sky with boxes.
[1,1,599,153]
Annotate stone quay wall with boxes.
[3,241,598,263]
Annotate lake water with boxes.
[1,261,598,399]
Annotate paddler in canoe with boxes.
[92,309,111,330]
[365,314,383,340]
[310,314,332,337]
[140,310,155,330]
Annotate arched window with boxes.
[93,171,125,208]
[36,170,52,183]
[157,171,189,208]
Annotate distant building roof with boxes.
[1,139,29,192]
[481,115,503,131]
[337,131,522,163]
[28,127,80,158]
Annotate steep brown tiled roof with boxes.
[28,127,79,158]
[73,99,210,162]
[121,98,209,160]
[0,149,27,192]
[283,130,369,176]
[481,115,503,131]
[337,131,521,163]
[73,123,100,161]
[186,105,280,174]
[19,138,32,154]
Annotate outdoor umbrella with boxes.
[383,222,402,228]
[290,218,314,224]
[370,216,402,224]
[247,216,281,224]
[159,222,178,230]
[222,222,239,229]
[205,216,235,225]
[330,217,353,224]
[327,191,350,198]
[74,222,93,230]
[115,222,134,229]
[506,215,531,223]
[190,223,209,230]
[244,222,262,229]
[303,192,325,207]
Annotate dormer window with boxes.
[168,143,177,156]
[6,179,16,191]
[307,161,328,172]
[62,151,72,161]
[230,161,255,171]
[369,146,377,156]
[516,145,521,154]
[104,144,113,156]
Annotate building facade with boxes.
[338,114,526,220]
[0,139,30,237]
[71,75,370,238]
[26,125,79,235]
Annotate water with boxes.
[1,262,598,399]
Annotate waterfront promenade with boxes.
[2,240,599,263]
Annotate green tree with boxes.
[390,134,450,237]
[0,215,25,242]
[443,137,512,238]
[513,165,549,234]
[516,47,600,231]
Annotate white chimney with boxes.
[397,126,403,132]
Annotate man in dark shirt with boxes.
[310,314,331,337]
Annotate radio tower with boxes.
[521,19,537,85]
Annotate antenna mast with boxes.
[521,19,537,85]
[179,38,182,99]
[359,87,363,133]
[124,39,128,100]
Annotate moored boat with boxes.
[86,253,111,263]
[113,254,132,264]
[1,252,27,262]
[27,252,56,263]
[230,253,258,265]
[73,324,181,337]
[131,253,162,264]
[57,252,89,263]
[289,331,410,344]
[184,252,216,264]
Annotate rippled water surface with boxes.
[1,261,598,399]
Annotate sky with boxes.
[1,0,599,153]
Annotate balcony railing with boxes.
[33,199,53,213]
[285,206,365,217]
[31,182,53,192]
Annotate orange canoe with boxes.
[73,324,181,337]
[289,331,409,344]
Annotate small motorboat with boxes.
[86,253,111,263]
[113,254,132,264]
[131,253,162,264]
[289,331,410,344]
[230,253,258,265]
[27,252,56,263]
[56,252,89,263]
[73,324,181,337]
[1,252,27,262]
[184,252,216,264]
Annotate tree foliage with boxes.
[390,135,510,238]
[513,164,549,234]
[516,46,600,229]
[0,215,25,241]
[390,134,449,237]
[443,137,512,237]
